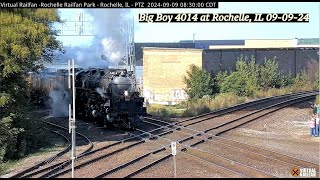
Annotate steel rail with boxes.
[142,93,319,173]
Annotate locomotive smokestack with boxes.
[85,9,132,66]
[58,9,132,69]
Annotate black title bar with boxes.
[138,13,310,23]
[0,0,219,8]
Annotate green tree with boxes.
[259,57,278,89]
[215,70,228,92]
[275,72,293,88]
[183,64,215,99]
[294,69,310,87]
[218,55,259,96]
[0,9,61,161]
[220,72,247,96]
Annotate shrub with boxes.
[259,57,278,90]
[218,55,259,96]
[275,72,294,88]
[183,64,216,99]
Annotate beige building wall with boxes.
[143,48,203,105]
[209,39,297,49]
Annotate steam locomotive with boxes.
[74,68,147,129]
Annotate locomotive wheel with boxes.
[130,115,142,130]
[95,117,105,127]
[76,90,90,120]
[103,122,115,130]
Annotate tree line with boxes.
[183,55,319,99]
[0,9,62,163]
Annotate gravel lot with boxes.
[222,101,319,171]
[132,100,319,178]
[132,153,244,178]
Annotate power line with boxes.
[56,11,94,37]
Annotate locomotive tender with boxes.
[74,68,147,129]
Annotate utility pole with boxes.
[68,59,76,178]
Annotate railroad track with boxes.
[77,90,310,178]
[52,91,317,178]
[46,127,174,178]
[8,118,179,178]
[44,121,248,178]
[10,91,317,178]
[139,120,319,178]
[131,128,277,178]
[139,92,319,178]
[89,130,258,178]
[10,116,93,178]
[176,90,316,128]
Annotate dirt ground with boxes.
[135,100,319,178]
[223,101,319,164]
[1,101,319,178]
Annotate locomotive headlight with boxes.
[124,90,129,96]
[92,110,97,117]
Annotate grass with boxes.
[181,93,247,117]
[253,83,315,99]
[0,146,63,176]
[147,92,247,119]
[0,109,67,176]
[147,85,316,119]
[147,104,186,121]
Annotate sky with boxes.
[55,2,320,47]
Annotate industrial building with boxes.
[141,38,319,105]
[143,48,202,105]
[135,38,319,66]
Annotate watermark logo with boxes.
[291,167,300,177]
[291,167,317,177]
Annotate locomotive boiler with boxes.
[74,68,146,129]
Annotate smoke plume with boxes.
[49,83,70,117]
[96,87,106,98]
[58,9,132,68]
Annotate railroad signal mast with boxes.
[57,11,94,37]
[68,59,76,178]
[127,16,136,75]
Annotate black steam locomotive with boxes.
[74,68,147,129]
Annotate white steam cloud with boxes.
[96,87,106,98]
[49,84,69,117]
[58,9,132,68]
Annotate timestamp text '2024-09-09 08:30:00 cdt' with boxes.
[0,2,130,8]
